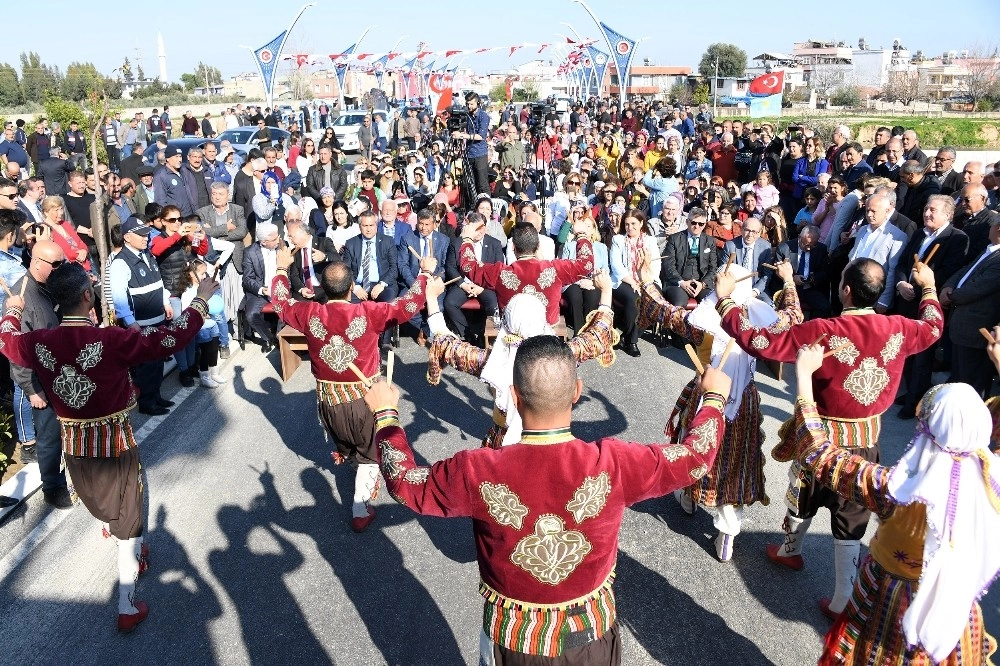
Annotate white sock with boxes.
[830,539,861,612]
[776,513,812,557]
[713,504,744,536]
[118,538,140,615]
[352,464,380,518]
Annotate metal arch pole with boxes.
[270,3,316,111]
[570,0,623,111]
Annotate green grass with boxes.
[717,115,1000,149]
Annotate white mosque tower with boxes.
[157,33,167,82]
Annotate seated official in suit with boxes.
[720,217,770,300]
[940,215,1000,397]
[344,210,399,349]
[893,195,969,418]
[849,189,908,313]
[791,225,831,318]
[398,209,448,344]
[286,217,338,304]
[444,211,503,345]
[241,222,282,351]
[660,207,718,308]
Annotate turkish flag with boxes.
[749,71,784,96]
[295,54,309,68]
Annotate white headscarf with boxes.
[479,294,554,446]
[886,383,1000,662]
[686,264,778,420]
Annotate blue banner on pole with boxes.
[254,31,287,100]
[587,45,610,98]
[372,53,389,89]
[598,21,636,99]
[334,42,358,95]
[749,94,783,118]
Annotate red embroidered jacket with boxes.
[370,394,726,606]
[270,271,428,382]
[717,293,943,419]
[459,238,594,324]
[0,301,207,455]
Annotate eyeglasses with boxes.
[36,258,64,268]
[567,180,581,186]
[689,221,707,227]
[743,228,761,235]
[164,216,181,222]
[0,193,16,200]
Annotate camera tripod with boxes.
[443,137,479,213]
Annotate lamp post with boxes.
[713,57,719,119]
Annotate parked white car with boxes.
[332,110,385,153]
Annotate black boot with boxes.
[179,367,195,387]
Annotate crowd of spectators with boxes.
[0,93,998,454]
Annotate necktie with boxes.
[742,246,752,269]
[303,246,312,285]
[361,239,372,285]
[690,236,699,256]
[802,251,810,279]
[421,237,428,257]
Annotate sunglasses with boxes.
[567,180,581,186]
[689,221,707,227]
[0,193,16,200]
[37,258,64,268]
[164,216,181,222]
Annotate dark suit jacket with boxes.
[303,162,347,204]
[943,248,1000,348]
[720,238,770,293]
[905,147,929,168]
[760,242,793,295]
[956,208,1000,258]
[197,204,248,271]
[894,224,969,318]
[232,170,257,226]
[899,176,941,224]
[661,230,717,289]
[289,234,339,301]
[242,242,269,297]
[888,210,918,239]
[398,229,448,287]
[793,243,830,293]
[344,232,398,288]
[445,234,504,281]
[939,170,963,196]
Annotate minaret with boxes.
[157,33,167,82]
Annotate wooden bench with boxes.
[277,326,308,381]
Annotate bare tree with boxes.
[961,44,1000,109]
[879,70,921,104]
[278,36,316,102]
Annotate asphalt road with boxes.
[0,329,996,665]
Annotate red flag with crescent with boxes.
[509,45,522,57]
[294,54,309,68]
[749,71,784,96]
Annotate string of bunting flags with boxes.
[279,36,596,69]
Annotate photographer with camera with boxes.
[452,92,491,195]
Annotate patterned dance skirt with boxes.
[821,555,996,666]
[668,379,769,508]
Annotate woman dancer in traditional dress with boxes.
[637,258,803,561]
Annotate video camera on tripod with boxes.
[528,102,553,138]
[446,105,471,133]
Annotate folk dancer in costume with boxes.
[715,258,943,619]
[0,263,213,632]
[425,271,618,449]
[791,342,998,666]
[636,258,803,561]
[269,245,436,533]
[364,337,733,664]
[458,219,594,325]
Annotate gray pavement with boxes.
[0,333,997,665]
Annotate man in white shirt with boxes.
[849,188,907,312]
[16,177,44,224]
[506,211,554,263]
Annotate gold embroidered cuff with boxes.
[702,392,726,412]
[189,298,209,318]
[715,298,736,317]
